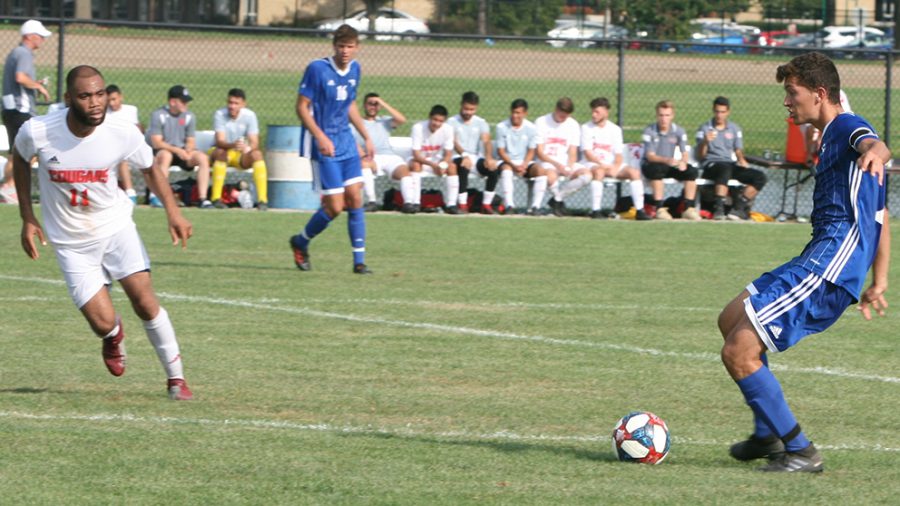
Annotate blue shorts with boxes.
[312,154,363,196]
[744,263,855,353]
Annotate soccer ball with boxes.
[612,411,670,464]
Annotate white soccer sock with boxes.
[591,180,604,211]
[482,191,495,207]
[549,179,561,200]
[446,175,459,207]
[143,307,184,380]
[411,172,422,204]
[362,168,376,202]
[501,169,515,207]
[458,189,468,206]
[560,173,591,199]
[531,176,548,208]
[399,176,414,204]
[629,179,645,210]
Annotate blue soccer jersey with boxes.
[794,112,885,297]
[298,57,360,161]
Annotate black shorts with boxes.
[2,109,32,152]
[702,161,767,190]
[641,161,698,181]
[153,149,191,169]
[454,156,491,176]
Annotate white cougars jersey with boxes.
[580,120,624,166]
[410,120,454,164]
[535,113,580,165]
[15,109,154,246]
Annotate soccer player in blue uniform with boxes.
[291,24,374,274]
[718,52,891,473]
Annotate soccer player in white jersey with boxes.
[535,97,585,217]
[353,92,416,213]
[580,97,650,220]
[719,52,890,473]
[409,105,456,212]
[13,66,194,400]
[447,91,499,214]
[105,84,140,204]
[495,98,538,214]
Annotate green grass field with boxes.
[0,205,898,504]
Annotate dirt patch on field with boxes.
[3,30,891,88]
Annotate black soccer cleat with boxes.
[353,263,373,275]
[758,443,823,473]
[729,434,785,461]
[289,235,311,271]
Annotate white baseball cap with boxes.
[21,20,52,38]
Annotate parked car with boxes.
[815,25,884,48]
[316,8,430,40]
[547,21,628,48]
[664,28,749,54]
[757,30,794,48]
[832,32,894,59]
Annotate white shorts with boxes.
[374,153,407,178]
[54,223,150,308]
[539,161,587,173]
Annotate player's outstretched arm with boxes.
[142,164,192,249]
[859,212,891,320]
[13,150,46,259]
[856,138,891,185]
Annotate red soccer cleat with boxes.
[167,378,193,401]
[102,322,126,377]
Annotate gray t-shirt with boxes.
[641,122,687,161]
[212,106,259,143]
[695,119,743,164]
[353,116,394,154]
[448,114,490,156]
[2,45,37,113]
[148,106,197,148]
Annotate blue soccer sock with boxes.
[736,364,811,452]
[297,208,333,249]
[752,354,774,438]
[347,207,366,265]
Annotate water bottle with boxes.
[237,190,253,209]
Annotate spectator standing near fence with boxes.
[718,52,890,473]
[409,105,456,213]
[1,20,52,205]
[13,65,194,400]
[210,88,268,211]
[105,84,141,204]
[640,100,700,221]
[695,96,767,221]
[448,91,499,214]
[353,93,415,213]
[537,97,584,217]
[147,85,213,208]
[580,97,650,220]
[495,98,538,214]
[292,24,374,274]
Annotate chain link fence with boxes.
[3,18,898,216]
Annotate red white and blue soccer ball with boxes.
[612,411,670,464]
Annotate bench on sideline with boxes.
[382,137,743,204]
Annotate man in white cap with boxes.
[1,19,52,204]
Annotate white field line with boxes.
[0,410,896,453]
[4,274,900,384]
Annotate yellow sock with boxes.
[211,161,227,201]
[252,160,268,203]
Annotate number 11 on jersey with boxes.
[70,188,90,207]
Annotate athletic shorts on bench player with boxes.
[539,161,586,172]
[373,153,406,178]
[743,262,854,353]
[54,223,151,309]
[313,155,363,195]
